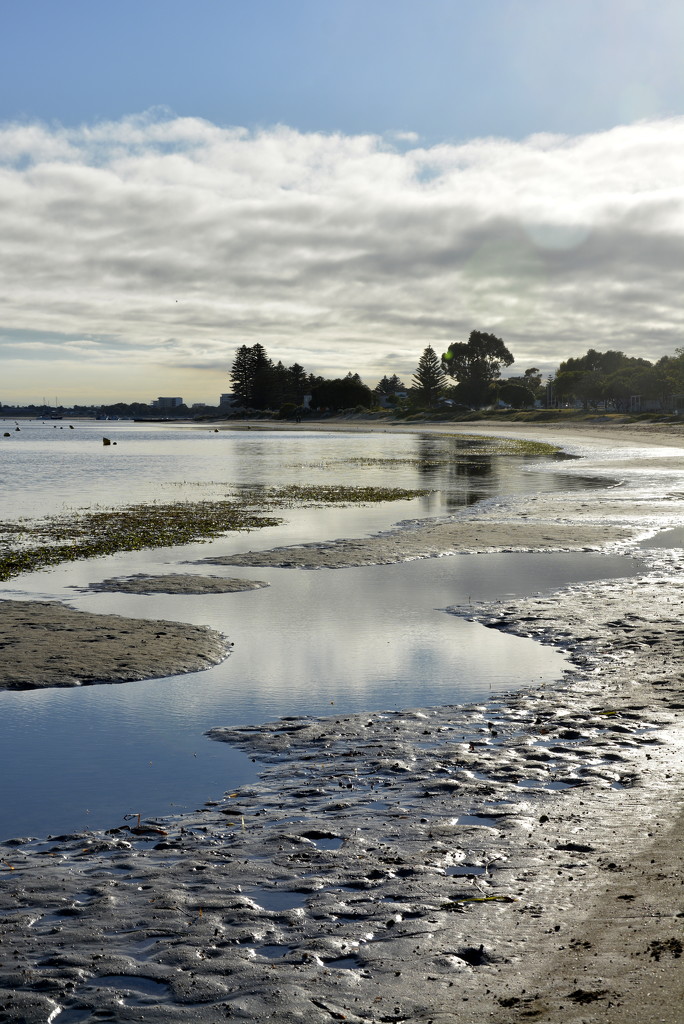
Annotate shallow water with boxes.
[0,418,602,520]
[640,526,684,549]
[0,421,640,841]
[0,550,640,840]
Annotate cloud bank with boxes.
[2,111,683,401]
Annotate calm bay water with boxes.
[0,421,638,839]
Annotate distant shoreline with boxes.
[199,413,684,446]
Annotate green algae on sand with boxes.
[0,485,429,581]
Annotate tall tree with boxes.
[230,345,256,406]
[287,362,309,404]
[412,346,448,408]
[442,330,514,407]
[250,343,275,409]
[230,343,274,408]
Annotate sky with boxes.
[1,1,684,405]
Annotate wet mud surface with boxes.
[2,424,684,1020]
[1,546,683,1022]
[0,601,230,690]
[77,574,270,595]
[198,484,678,571]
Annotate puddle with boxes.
[245,889,310,912]
[52,1010,92,1024]
[252,943,292,959]
[457,814,500,828]
[298,830,344,851]
[313,837,344,851]
[79,974,170,1003]
[101,935,172,958]
[640,527,684,549]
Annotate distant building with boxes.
[219,393,236,406]
[151,397,183,409]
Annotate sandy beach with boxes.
[1,419,683,1022]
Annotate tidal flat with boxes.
[1,421,683,1022]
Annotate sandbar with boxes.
[0,600,229,690]
[79,572,270,594]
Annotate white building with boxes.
[151,397,183,409]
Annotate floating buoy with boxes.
[69,424,74,429]
[14,427,20,431]
[103,437,111,446]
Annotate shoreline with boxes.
[204,413,684,446]
[1,422,683,1020]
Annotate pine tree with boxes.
[412,346,448,408]
[230,345,256,406]
[287,363,309,404]
[230,343,274,408]
[375,374,406,396]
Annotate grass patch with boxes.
[438,434,562,456]
[339,435,561,466]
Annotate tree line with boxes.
[229,332,542,413]
[229,334,684,416]
[551,348,684,410]
[229,343,372,412]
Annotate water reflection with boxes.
[0,552,640,840]
[0,422,632,841]
[0,421,608,523]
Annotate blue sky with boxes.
[3,1,683,143]
[2,0,684,404]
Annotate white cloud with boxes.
[1,112,684,401]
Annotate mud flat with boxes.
[0,600,230,690]
[198,421,684,569]
[1,558,683,1023]
[79,573,270,595]
[1,424,684,1021]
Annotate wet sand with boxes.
[1,420,683,1021]
[0,599,230,690]
[78,573,270,595]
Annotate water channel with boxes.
[0,421,639,838]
